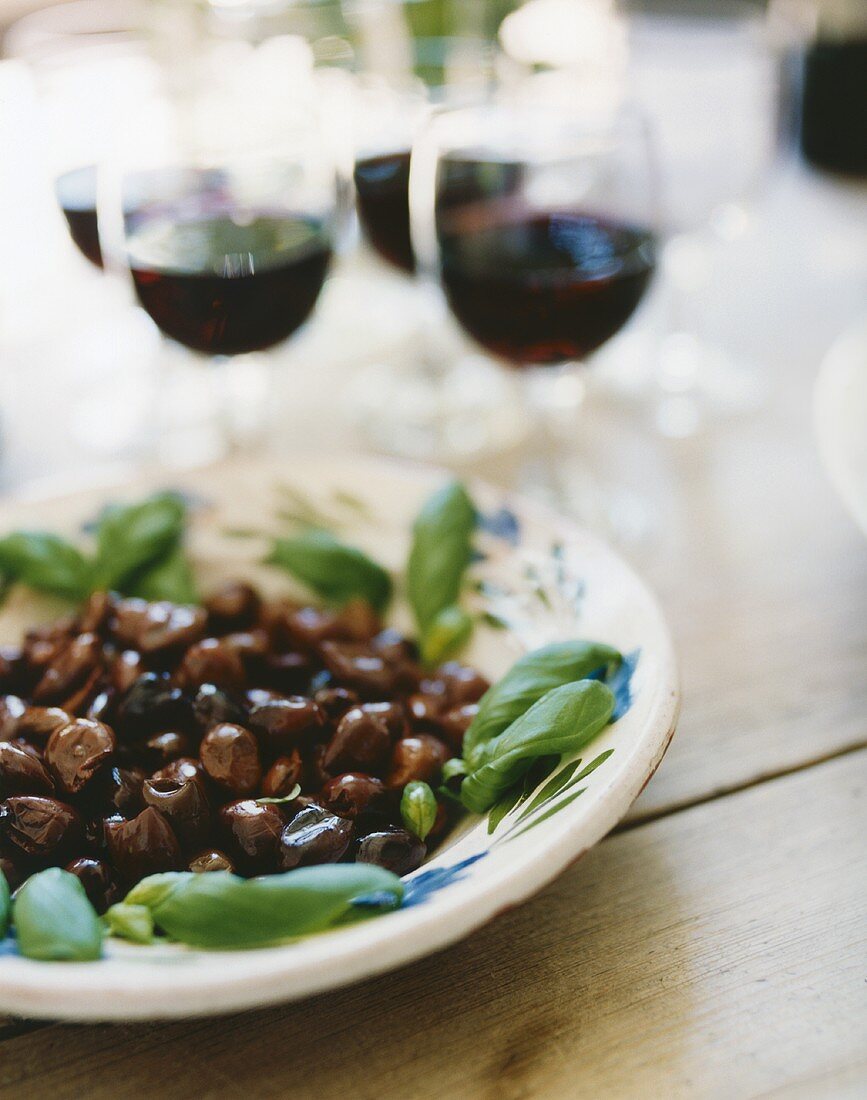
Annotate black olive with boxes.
[200,724,261,796]
[104,806,183,883]
[323,703,403,774]
[386,734,449,789]
[261,752,303,798]
[14,705,70,743]
[313,686,361,721]
[142,776,210,852]
[248,697,326,752]
[151,757,206,789]
[192,683,248,732]
[44,718,115,795]
[116,672,192,737]
[84,765,146,819]
[65,856,120,914]
[320,773,386,818]
[145,731,192,766]
[261,653,311,695]
[0,795,81,859]
[320,641,401,698]
[111,598,207,655]
[0,694,27,739]
[356,827,425,875]
[0,741,55,797]
[279,803,353,870]
[86,687,116,724]
[205,582,261,632]
[179,638,246,693]
[219,800,284,873]
[189,848,234,873]
[438,662,490,706]
[31,632,101,704]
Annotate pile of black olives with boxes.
[0,585,488,912]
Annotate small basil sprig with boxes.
[463,640,621,768]
[0,868,10,939]
[460,680,615,814]
[91,492,187,591]
[406,480,477,666]
[0,533,91,600]
[256,785,301,805]
[0,492,197,605]
[400,780,438,840]
[123,864,403,949]
[266,529,392,613]
[104,902,155,945]
[126,540,199,605]
[420,606,474,668]
[12,867,103,961]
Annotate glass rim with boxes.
[416,98,654,153]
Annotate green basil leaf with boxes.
[512,757,583,823]
[91,492,187,591]
[13,867,103,961]
[256,785,301,805]
[442,757,467,783]
[487,785,525,834]
[407,480,476,635]
[400,780,438,840]
[0,868,10,938]
[420,605,473,668]
[0,533,91,600]
[461,680,615,814]
[266,530,392,613]
[506,785,588,841]
[127,540,199,604]
[136,864,403,949]
[124,872,189,910]
[104,902,155,944]
[463,640,622,767]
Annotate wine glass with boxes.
[410,100,659,521]
[342,20,532,461]
[97,40,338,460]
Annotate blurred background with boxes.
[0,0,864,551]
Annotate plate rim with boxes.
[0,454,680,1020]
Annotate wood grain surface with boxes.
[1,752,863,1099]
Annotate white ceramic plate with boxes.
[815,315,867,538]
[0,456,678,1020]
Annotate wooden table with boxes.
[1,163,866,1095]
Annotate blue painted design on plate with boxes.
[608,648,639,721]
[350,889,404,913]
[478,506,521,546]
[400,853,486,908]
[586,648,639,722]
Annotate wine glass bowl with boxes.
[118,166,333,356]
[93,38,339,457]
[412,104,658,373]
[407,100,659,531]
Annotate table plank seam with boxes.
[618,736,867,833]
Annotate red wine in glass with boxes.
[354,150,414,274]
[438,206,655,365]
[56,165,103,268]
[125,200,332,356]
[354,151,524,276]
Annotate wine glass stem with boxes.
[215,353,275,456]
[520,363,592,511]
